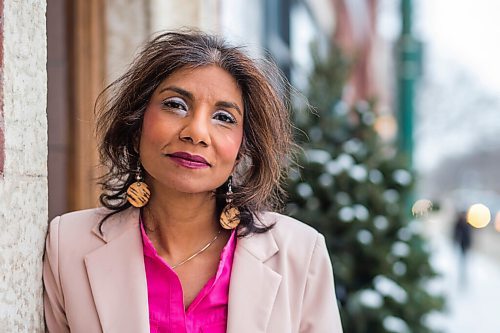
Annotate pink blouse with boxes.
[140,220,236,333]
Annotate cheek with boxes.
[218,130,244,163]
[140,107,174,147]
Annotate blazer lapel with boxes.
[227,230,281,333]
[84,208,149,333]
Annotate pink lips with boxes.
[167,152,211,169]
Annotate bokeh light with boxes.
[374,114,397,141]
[467,203,491,228]
[495,212,500,232]
[411,199,433,216]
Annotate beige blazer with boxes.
[43,207,343,333]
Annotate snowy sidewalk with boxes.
[428,236,500,333]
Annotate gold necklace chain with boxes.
[143,208,222,269]
[171,230,222,269]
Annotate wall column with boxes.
[0,1,48,331]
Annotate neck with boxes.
[142,187,221,261]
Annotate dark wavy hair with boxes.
[95,30,295,236]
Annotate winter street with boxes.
[425,211,500,333]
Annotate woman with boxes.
[43,30,343,333]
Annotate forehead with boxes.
[156,65,243,103]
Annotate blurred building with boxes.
[48,0,395,219]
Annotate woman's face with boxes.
[139,65,244,196]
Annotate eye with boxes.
[213,111,237,124]
[161,97,187,112]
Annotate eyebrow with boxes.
[158,86,194,100]
[215,101,242,116]
[158,85,242,116]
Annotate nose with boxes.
[179,110,211,147]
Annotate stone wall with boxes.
[0,1,47,331]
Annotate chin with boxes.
[165,179,220,196]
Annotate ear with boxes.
[232,146,245,170]
[132,132,141,154]
[231,160,239,174]
[235,136,247,162]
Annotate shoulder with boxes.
[48,207,110,237]
[45,208,109,255]
[247,211,324,261]
[50,207,138,232]
[44,207,141,278]
[241,212,332,288]
[53,207,110,225]
[47,207,139,251]
[257,211,321,246]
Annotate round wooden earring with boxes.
[220,176,240,229]
[127,162,150,208]
[220,205,240,229]
[127,181,150,208]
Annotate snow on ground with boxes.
[426,233,500,333]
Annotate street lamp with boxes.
[397,0,422,168]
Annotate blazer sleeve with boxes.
[43,216,70,333]
[299,233,343,333]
